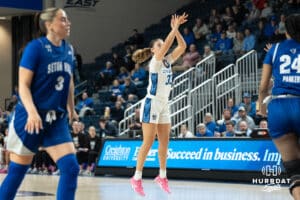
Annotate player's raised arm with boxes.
[154,15,182,61]
[169,13,188,62]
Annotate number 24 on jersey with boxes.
[280,54,300,74]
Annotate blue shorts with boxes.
[7,104,72,155]
[268,98,300,139]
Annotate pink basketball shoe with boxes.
[130,177,145,196]
[154,176,171,194]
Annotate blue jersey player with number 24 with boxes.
[0,8,79,200]
[258,14,300,200]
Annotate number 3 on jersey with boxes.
[280,54,300,74]
[55,76,64,91]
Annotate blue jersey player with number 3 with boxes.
[0,8,79,200]
[258,14,300,200]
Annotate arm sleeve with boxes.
[20,40,41,72]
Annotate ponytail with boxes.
[132,48,152,64]
[285,14,300,43]
[34,12,45,37]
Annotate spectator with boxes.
[255,20,267,43]
[112,52,125,74]
[98,61,115,88]
[83,126,102,176]
[98,116,118,137]
[192,18,209,40]
[233,31,244,56]
[0,128,8,173]
[173,44,200,72]
[203,45,215,58]
[78,121,86,135]
[278,14,286,34]
[216,109,232,134]
[252,0,266,10]
[226,98,238,116]
[104,107,111,120]
[239,92,256,118]
[71,121,89,175]
[110,101,125,122]
[222,6,234,25]
[208,8,220,29]
[256,119,268,136]
[118,66,129,84]
[182,27,196,47]
[237,120,252,136]
[196,123,214,137]
[124,46,135,72]
[110,79,123,101]
[178,124,194,138]
[204,113,216,133]
[76,92,94,118]
[131,63,147,87]
[226,24,237,39]
[224,120,236,137]
[208,24,223,49]
[215,31,233,55]
[245,2,260,24]
[128,109,142,138]
[242,28,256,53]
[121,77,138,100]
[260,2,273,18]
[232,5,245,26]
[264,16,278,39]
[232,106,255,130]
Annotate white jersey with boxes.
[146,55,173,102]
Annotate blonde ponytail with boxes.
[132,48,152,64]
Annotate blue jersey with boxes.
[264,39,300,95]
[19,37,74,112]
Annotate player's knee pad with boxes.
[57,154,80,177]
[283,159,300,195]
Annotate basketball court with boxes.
[0,174,291,200]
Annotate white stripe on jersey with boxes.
[272,43,280,64]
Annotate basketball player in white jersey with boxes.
[130,13,188,196]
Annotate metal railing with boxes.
[188,79,214,133]
[75,80,87,98]
[235,50,258,95]
[214,74,241,120]
[194,54,216,87]
[169,77,190,100]
[212,64,237,85]
[118,100,142,136]
[169,94,191,136]
[172,67,195,92]
[212,64,240,120]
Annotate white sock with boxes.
[159,169,167,178]
[133,170,142,180]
